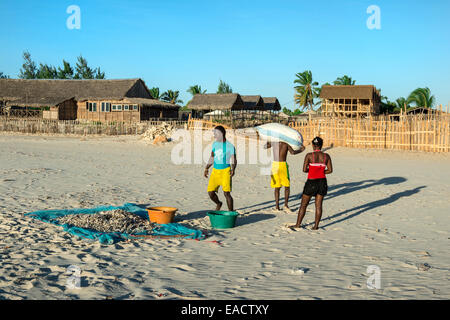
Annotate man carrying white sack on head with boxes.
[264,140,305,213]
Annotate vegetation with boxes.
[18,51,105,79]
[282,107,303,116]
[217,80,233,94]
[161,90,183,104]
[407,87,435,109]
[293,70,320,112]
[187,85,206,96]
[0,72,9,79]
[149,87,161,100]
[333,75,356,85]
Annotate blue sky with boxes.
[1,0,449,109]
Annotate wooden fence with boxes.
[289,114,450,152]
[0,119,187,135]
[187,115,231,130]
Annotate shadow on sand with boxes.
[237,176,408,213]
[306,185,427,229]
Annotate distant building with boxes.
[319,85,381,117]
[241,95,265,111]
[0,78,180,121]
[188,93,245,119]
[262,97,281,112]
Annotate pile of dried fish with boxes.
[141,122,175,143]
[56,209,154,234]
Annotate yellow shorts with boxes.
[207,167,232,192]
[271,161,290,188]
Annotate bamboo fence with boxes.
[187,114,231,130]
[0,119,187,135]
[288,112,450,152]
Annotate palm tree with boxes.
[217,80,233,94]
[333,75,355,85]
[149,87,161,100]
[161,90,183,104]
[187,85,206,96]
[407,87,435,108]
[293,71,319,112]
[395,97,410,110]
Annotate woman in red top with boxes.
[291,137,333,230]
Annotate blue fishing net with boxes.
[24,203,205,244]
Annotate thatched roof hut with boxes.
[188,93,245,111]
[262,97,281,111]
[0,78,180,121]
[320,85,381,101]
[0,78,179,109]
[241,95,265,110]
[319,85,381,117]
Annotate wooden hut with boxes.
[240,95,265,120]
[0,78,179,121]
[188,93,245,127]
[262,97,281,112]
[241,95,265,110]
[319,85,381,117]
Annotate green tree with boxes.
[0,72,9,79]
[19,51,37,79]
[294,70,319,111]
[407,87,435,108]
[379,96,397,114]
[74,55,94,79]
[161,90,183,104]
[282,107,292,116]
[187,85,206,96]
[217,80,233,94]
[149,87,161,100]
[94,67,105,79]
[333,75,355,85]
[57,60,74,79]
[36,63,58,79]
[395,97,410,110]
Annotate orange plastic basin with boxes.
[146,206,177,224]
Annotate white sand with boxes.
[0,131,449,300]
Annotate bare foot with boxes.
[272,207,282,213]
[311,226,319,230]
[215,201,223,211]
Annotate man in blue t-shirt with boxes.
[204,126,236,211]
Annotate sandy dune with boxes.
[0,131,449,300]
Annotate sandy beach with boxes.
[0,131,449,300]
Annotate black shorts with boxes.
[303,178,328,196]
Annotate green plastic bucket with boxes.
[207,210,239,229]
